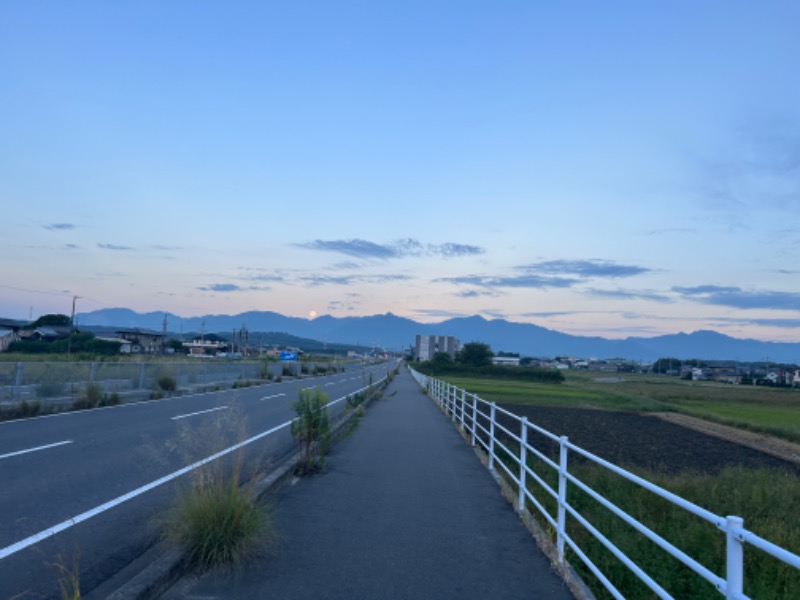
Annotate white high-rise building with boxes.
[415,334,460,361]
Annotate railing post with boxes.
[138,363,145,390]
[488,402,497,471]
[451,385,457,423]
[518,417,528,512]
[726,515,744,599]
[471,394,477,447]
[90,361,96,383]
[557,435,569,563]
[459,388,466,429]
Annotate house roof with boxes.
[116,327,163,336]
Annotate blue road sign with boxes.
[279,351,297,361]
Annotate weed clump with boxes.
[158,373,177,392]
[166,406,274,570]
[167,472,272,569]
[73,382,102,410]
[291,387,330,474]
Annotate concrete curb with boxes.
[102,377,389,599]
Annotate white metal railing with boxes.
[409,368,800,600]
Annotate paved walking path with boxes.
[162,368,574,599]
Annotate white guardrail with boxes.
[409,368,800,600]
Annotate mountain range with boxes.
[74,308,800,364]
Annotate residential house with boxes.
[0,329,20,352]
[116,328,165,354]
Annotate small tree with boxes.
[456,342,493,368]
[290,388,330,474]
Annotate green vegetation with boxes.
[290,387,330,474]
[167,469,272,569]
[414,341,564,384]
[500,453,800,599]
[9,332,121,356]
[157,371,177,392]
[55,551,82,600]
[562,465,800,599]
[72,382,103,410]
[166,405,274,569]
[439,370,800,443]
[0,399,43,421]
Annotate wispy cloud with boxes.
[586,288,672,303]
[298,238,485,260]
[674,285,800,310]
[413,308,468,319]
[198,283,244,292]
[437,273,579,289]
[713,317,800,329]
[523,311,587,318]
[698,117,800,213]
[98,243,134,251]
[454,289,502,298]
[44,223,76,231]
[520,259,653,278]
[299,273,411,287]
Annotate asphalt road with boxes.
[0,361,395,599]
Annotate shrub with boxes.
[72,382,103,410]
[291,387,330,474]
[166,468,273,569]
[37,379,65,398]
[158,373,177,392]
[99,391,121,407]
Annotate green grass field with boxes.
[443,370,800,443]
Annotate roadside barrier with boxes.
[409,368,800,600]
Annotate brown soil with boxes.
[496,405,800,477]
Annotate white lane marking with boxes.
[260,393,287,401]
[0,440,73,461]
[171,406,228,420]
[0,375,390,561]
[324,382,335,387]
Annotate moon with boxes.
[309,310,318,319]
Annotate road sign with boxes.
[279,351,297,361]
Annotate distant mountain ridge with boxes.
[75,308,800,363]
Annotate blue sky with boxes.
[2,1,799,342]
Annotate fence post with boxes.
[518,417,528,512]
[557,435,569,564]
[138,363,145,390]
[471,394,477,447]
[726,516,744,599]
[14,362,23,399]
[90,361,96,383]
[459,388,466,429]
[488,402,497,471]
[451,385,457,423]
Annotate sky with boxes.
[2,1,800,342]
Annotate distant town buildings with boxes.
[415,335,460,361]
